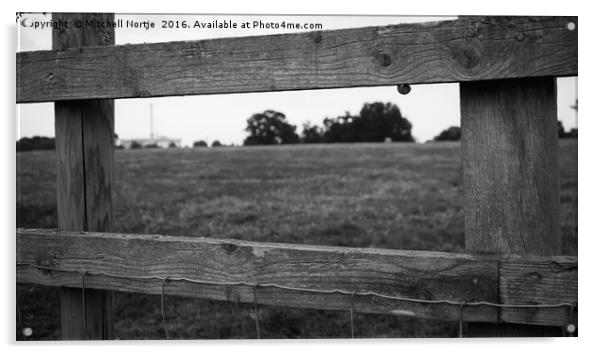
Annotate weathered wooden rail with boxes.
[16,14,578,339]
[17,229,577,327]
[17,16,577,103]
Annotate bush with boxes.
[433,126,461,142]
[193,140,208,148]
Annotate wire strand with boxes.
[350,291,356,339]
[16,299,24,339]
[458,302,465,338]
[161,277,169,340]
[17,262,576,324]
[253,285,260,339]
[80,271,87,340]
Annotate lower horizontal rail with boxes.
[16,228,577,327]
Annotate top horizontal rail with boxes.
[16,16,577,103]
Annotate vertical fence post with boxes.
[53,13,115,340]
[460,77,562,336]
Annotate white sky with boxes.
[17,13,578,145]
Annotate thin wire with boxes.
[17,262,577,314]
[233,294,244,334]
[16,300,24,339]
[253,285,260,339]
[161,277,169,340]
[350,291,356,339]
[80,271,87,340]
[458,302,465,338]
[566,303,575,337]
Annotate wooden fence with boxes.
[16,14,578,339]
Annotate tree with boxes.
[356,102,414,142]
[301,121,324,143]
[321,103,414,143]
[168,142,177,148]
[322,111,357,143]
[211,140,222,147]
[16,136,55,152]
[558,120,567,138]
[193,140,208,148]
[569,99,578,138]
[433,126,461,141]
[243,110,299,145]
[130,141,142,149]
[558,120,577,139]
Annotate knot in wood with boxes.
[376,52,392,67]
[311,32,322,44]
[457,47,480,70]
[221,242,238,254]
[44,72,62,91]
[515,32,525,41]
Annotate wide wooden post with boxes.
[460,77,562,336]
[53,13,115,340]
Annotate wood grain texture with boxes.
[460,77,565,336]
[17,16,577,103]
[461,77,560,256]
[499,258,577,326]
[16,229,577,326]
[52,13,115,340]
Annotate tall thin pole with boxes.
[150,103,154,139]
[574,77,578,129]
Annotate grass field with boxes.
[16,140,577,339]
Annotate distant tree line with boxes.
[431,121,577,142]
[20,99,577,151]
[127,141,180,149]
[16,136,55,151]
[241,102,415,146]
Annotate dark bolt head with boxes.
[397,84,411,95]
[377,52,392,67]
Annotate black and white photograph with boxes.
[10,2,587,345]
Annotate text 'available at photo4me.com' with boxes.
[20,16,324,31]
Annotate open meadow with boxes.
[16,140,577,339]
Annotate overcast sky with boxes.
[17,13,578,145]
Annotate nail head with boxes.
[397,84,411,95]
